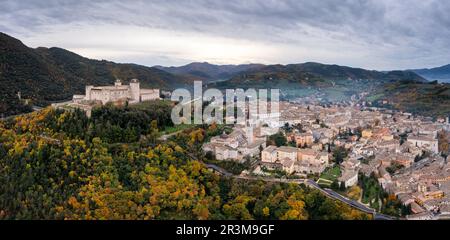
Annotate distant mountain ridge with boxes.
[155,62,265,82]
[0,32,191,116]
[212,62,426,89]
[368,80,450,118]
[0,32,429,117]
[412,64,450,83]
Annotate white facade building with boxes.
[407,135,439,154]
[82,79,160,105]
[338,170,359,188]
[203,126,266,162]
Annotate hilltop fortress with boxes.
[75,79,160,104]
[53,79,160,116]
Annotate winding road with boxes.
[205,163,394,220]
[1,105,44,120]
[158,130,184,141]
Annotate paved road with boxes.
[205,163,395,220]
[158,130,184,141]
[1,105,43,120]
[205,164,233,177]
[32,106,44,111]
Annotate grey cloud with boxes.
[1,0,450,69]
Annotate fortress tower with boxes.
[130,79,140,102]
[246,123,255,144]
[85,85,93,100]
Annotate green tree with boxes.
[268,132,287,147]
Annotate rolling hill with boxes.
[413,64,450,83]
[212,62,426,89]
[0,32,191,116]
[155,62,265,82]
[0,32,435,118]
[368,81,450,118]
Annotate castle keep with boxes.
[78,79,160,104]
[53,79,160,117]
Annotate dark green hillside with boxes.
[213,62,426,89]
[37,47,191,89]
[0,32,190,117]
[212,64,330,89]
[155,62,265,82]
[413,64,450,83]
[368,81,450,117]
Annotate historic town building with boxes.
[53,79,160,117]
[78,79,160,105]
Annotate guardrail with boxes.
[205,163,394,220]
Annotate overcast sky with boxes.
[1,0,450,70]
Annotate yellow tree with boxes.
[280,196,307,220]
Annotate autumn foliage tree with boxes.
[0,104,372,220]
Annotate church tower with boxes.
[130,79,140,102]
[246,123,255,144]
